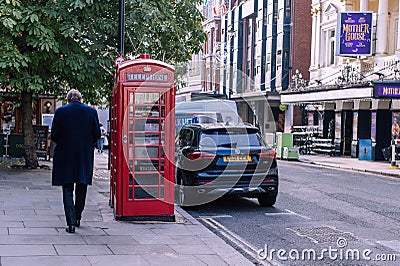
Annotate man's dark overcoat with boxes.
[51,101,101,185]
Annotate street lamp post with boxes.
[118,0,125,56]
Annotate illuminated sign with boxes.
[336,12,373,56]
[373,81,400,98]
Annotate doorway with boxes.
[342,110,353,155]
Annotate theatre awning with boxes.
[280,86,373,104]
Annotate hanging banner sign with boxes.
[336,12,373,56]
[373,81,400,98]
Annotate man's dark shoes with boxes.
[66,225,75,233]
[75,219,80,228]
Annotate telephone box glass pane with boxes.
[161,106,165,118]
[160,160,164,172]
[134,174,159,186]
[134,187,158,199]
[135,119,159,132]
[134,160,159,172]
[135,93,160,104]
[134,133,160,144]
[135,107,154,118]
[135,147,158,158]
[129,133,133,144]
[129,106,134,118]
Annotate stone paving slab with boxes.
[141,254,207,266]
[82,235,138,245]
[86,255,149,266]
[0,228,8,235]
[22,221,66,228]
[0,214,62,222]
[169,244,217,255]
[107,244,177,255]
[0,244,56,256]
[1,256,91,266]
[54,244,113,256]
[9,227,60,235]
[195,254,229,266]
[131,233,178,245]
[0,235,86,244]
[169,235,205,245]
[217,252,255,266]
[0,221,23,228]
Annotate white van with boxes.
[175,100,239,124]
[174,100,240,135]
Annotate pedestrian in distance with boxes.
[51,89,101,233]
[97,123,106,153]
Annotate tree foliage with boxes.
[124,0,206,63]
[1,0,118,104]
[0,0,206,167]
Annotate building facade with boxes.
[220,0,311,134]
[281,0,400,160]
[177,0,311,136]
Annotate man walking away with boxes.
[51,89,101,233]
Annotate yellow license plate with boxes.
[223,155,251,162]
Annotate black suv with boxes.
[175,123,278,207]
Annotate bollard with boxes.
[390,141,398,168]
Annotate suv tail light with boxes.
[258,150,276,159]
[187,151,216,160]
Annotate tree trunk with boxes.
[21,91,39,168]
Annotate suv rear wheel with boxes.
[258,194,277,207]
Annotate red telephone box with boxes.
[110,54,175,221]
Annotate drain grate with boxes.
[289,226,358,244]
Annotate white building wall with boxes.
[310,0,400,87]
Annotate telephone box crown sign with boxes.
[143,65,152,72]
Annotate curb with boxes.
[174,205,202,225]
[298,159,400,179]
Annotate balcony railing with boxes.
[291,55,400,93]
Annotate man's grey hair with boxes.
[66,89,82,103]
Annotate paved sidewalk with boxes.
[0,152,253,266]
[298,154,400,178]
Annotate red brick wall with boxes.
[291,0,312,81]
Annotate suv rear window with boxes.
[200,128,266,148]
